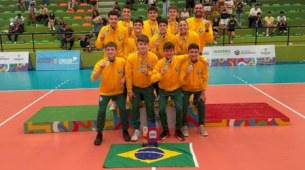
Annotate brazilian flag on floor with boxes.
[104,143,199,168]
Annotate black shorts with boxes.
[186,0,195,9]
[228,29,235,32]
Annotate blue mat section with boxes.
[1,64,305,90]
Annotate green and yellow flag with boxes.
[104,143,198,168]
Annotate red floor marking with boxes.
[1,85,305,170]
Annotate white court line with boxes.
[0,80,69,127]
[233,75,305,119]
[248,84,305,119]
[1,82,305,92]
[190,143,199,168]
[151,167,156,170]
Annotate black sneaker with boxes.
[123,130,131,141]
[94,134,103,146]
[175,130,185,141]
[158,130,170,140]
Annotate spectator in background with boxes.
[81,0,90,3]
[91,0,98,10]
[15,13,25,33]
[224,0,234,16]
[61,25,74,50]
[162,0,170,17]
[212,17,220,44]
[147,0,156,7]
[42,0,49,6]
[235,0,244,28]
[211,0,218,9]
[36,5,48,24]
[8,20,21,43]
[28,3,37,25]
[255,12,263,28]
[47,12,56,31]
[185,0,195,14]
[113,1,121,16]
[180,8,190,19]
[219,8,229,30]
[264,11,276,36]
[68,0,77,11]
[277,11,287,34]
[227,14,237,44]
[16,0,26,11]
[56,18,66,39]
[248,3,261,28]
[92,10,104,37]
[79,33,93,51]
[203,0,212,19]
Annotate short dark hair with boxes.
[122,5,131,11]
[267,11,272,14]
[158,18,168,25]
[147,6,158,13]
[168,5,178,12]
[137,35,149,43]
[105,42,117,49]
[108,10,120,18]
[133,18,143,26]
[280,11,285,14]
[163,42,175,50]
[188,43,199,51]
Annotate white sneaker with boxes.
[230,40,233,44]
[131,129,141,141]
[213,41,218,45]
[181,125,189,137]
[109,101,118,111]
[199,125,208,137]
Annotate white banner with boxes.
[203,45,275,59]
[0,52,29,64]
[202,45,276,66]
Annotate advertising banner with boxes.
[202,45,276,66]
[36,50,80,70]
[0,52,29,72]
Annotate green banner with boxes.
[104,143,198,168]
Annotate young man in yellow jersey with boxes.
[126,18,144,55]
[118,5,133,37]
[187,3,213,52]
[125,35,159,141]
[95,10,128,59]
[91,42,131,145]
[176,19,200,55]
[167,5,179,35]
[179,43,209,137]
[150,42,186,141]
[143,6,159,38]
[149,18,177,59]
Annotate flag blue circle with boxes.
[135,148,164,160]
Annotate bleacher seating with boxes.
[0,0,304,50]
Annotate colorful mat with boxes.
[24,103,290,133]
[103,143,198,168]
